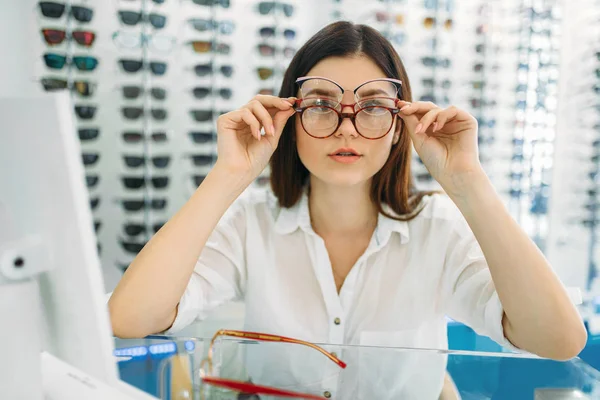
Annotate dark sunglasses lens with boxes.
[151,198,168,209]
[122,200,144,211]
[42,29,66,45]
[120,59,143,72]
[123,156,145,168]
[189,131,214,143]
[122,107,144,120]
[283,4,294,17]
[259,27,275,38]
[153,222,165,233]
[75,105,97,120]
[82,153,99,166]
[123,86,142,99]
[121,241,145,253]
[149,13,167,29]
[123,132,143,143]
[150,62,167,75]
[193,87,211,99]
[119,10,142,25]
[194,64,212,76]
[152,177,169,188]
[152,132,168,142]
[152,157,170,168]
[90,197,100,210]
[39,2,65,18]
[151,109,168,120]
[151,88,167,100]
[191,110,213,122]
[193,175,206,186]
[258,2,274,14]
[71,6,93,22]
[219,88,232,99]
[86,175,99,188]
[220,65,233,77]
[43,53,67,69]
[123,177,145,189]
[191,155,213,166]
[73,56,98,71]
[72,31,95,46]
[284,29,296,39]
[257,67,273,80]
[79,128,99,141]
[124,224,145,236]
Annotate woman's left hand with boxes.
[397,100,483,196]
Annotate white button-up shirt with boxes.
[166,186,519,399]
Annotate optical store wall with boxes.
[19,0,600,316]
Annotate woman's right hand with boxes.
[215,95,297,179]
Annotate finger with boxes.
[245,99,276,136]
[417,108,443,134]
[237,108,262,140]
[254,94,295,112]
[398,101,439,116]
[270,107,297,142]
[433,106,459,132]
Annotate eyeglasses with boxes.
[259,26,296,40]
[79,128,99,141]
[39,2,93,22]
[257,67,275,80]
[189,154,214,167]
[74,105,97,120]
[190,110,214,122]
[120,198,167,212]
[121,107,168,121]
[192,87,233,100]
[122,86,167,100]
[189,131,215,144]
[112,31,176,53]
[193,63,234,78]
[192,0,230,8]
[122,222,164,236]
[82,152,100,166]
[188,18,235,35]
[41,78,96,97]
[118,11,167,29]
[257,2,294,17]
[294,76,402,139]
[198,329,345,400]
[421,56,451,68]
[41,29,95,47]
[43,53,99,71]
[422,16,453,30]
[120,239,147,254]
[121,176,170,190]
[189,41,231,55]
[123,155,171,168]
[118,59,167,75]
[122,131,168,143]
[257,44,296,58]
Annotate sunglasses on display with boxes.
[197,330,345,400]
[121,107,168,121]
[86,174,100,188]
[43,53,99,71]
[257,1,294,17]
[421,56,451,68]
[120,239,147,254]
[189,131,215,144]
[193,175,207,186]
[90,196,100,210]
[75,105,97,120]
[123,155,171,168]
[257,44,296,58]
[422,16,453,30]
[375,12,404,25]
[192,0,230,8]
[123,222,165,236]
[258,88,275,95]
[422,78,452,89]
[79,128,100,141]
[192,87,233,100]
[122,86,167,100]
[189,40,231,55]
[122,131,169,143]
[193,63,234,78]
[112,31,177,53]
[94,220,102,233]
[121,176,170,190]
[118,11,167,29]
[190,110,214,122]
[259,26,296,40]
[120,198,168,212]
[41,78,96,97]
[257,67,275,80]
[38,2,93,22]
[294,76,403,139]
[188,18,235,35]
[82,152,100,166]
[41,29,96,47]
[119,59,168,75]
[189,154,214,167]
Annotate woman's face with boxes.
[295,55,400,188]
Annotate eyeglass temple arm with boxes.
[212,330,347,368]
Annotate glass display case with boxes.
[114,334,600,399]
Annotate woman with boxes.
[108,21,585,398]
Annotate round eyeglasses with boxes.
[294,76,403,139]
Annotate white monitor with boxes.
[0,93,155,399]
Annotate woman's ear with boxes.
[392,119,403,145]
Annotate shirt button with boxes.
[324,391,332,398]
[334,317,341,325]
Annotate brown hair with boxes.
[270,21,436,221]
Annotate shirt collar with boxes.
[274,186,410,244]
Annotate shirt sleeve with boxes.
[441,213,522,353]
[163,199,247,334]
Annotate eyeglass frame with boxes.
[198,329,347,399]
[293,76,404,140]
